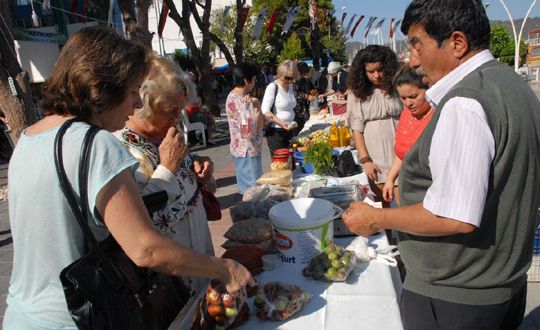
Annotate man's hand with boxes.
[193,156,214,182]
[159,127,188,174]
[342,201,383,237]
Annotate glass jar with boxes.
[271,156,291,171]
[272,148,291,171]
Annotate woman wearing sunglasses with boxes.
[261,60,300,157]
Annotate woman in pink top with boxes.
[382,65,434,205]
[226,63,264,194]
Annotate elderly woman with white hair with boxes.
[318,61,349,105]
[114,55,215,293]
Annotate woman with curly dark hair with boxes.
[347,45,402,206]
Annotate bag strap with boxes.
[54,119,124,288]
[270,82,278,115]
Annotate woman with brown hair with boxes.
[382,65,434,205]
[4,26,253,329]
[347,45,402,206]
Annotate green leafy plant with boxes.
[305,142,334,175]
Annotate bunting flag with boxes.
[391,19,402,38]
[250,7,267,39]
[309,1,318,30]
[157,0,169,37]
[343,14,357,36]
[220,6,231,33]
[388,18,395,38]
[266,8,280,34]
[282,6,300,34]
[341,12,347,25]
[239,7,250,30]
[69,0,78,20]
[350,15,365,38]
[370,18,385,35]
[321,8,327,32]
[42,0,51,11]
[364,16,377,38]
[70,0,78,13]
[81,0,89,22]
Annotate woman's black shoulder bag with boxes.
[263,82,279,137]
[54,119,191,330]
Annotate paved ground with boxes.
[0,83,539,327]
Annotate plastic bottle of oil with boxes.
[339,122,351,147]
[328,122,340,147]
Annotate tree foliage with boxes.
[489,23,527,66]
[278,32,305,62]
[172,49,195,71]
[211,0,345,67]
[321,34,347,63]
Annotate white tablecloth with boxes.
[180,232,403,330]
[298,113,348,137]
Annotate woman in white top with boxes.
[261,60,299,157]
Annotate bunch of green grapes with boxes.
[309,130,328,145]
[302,242,357,282]
[297,136,309,146]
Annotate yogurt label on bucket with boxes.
[274,229,294,250]
[269,198,341,270]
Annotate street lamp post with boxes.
[496,0,538,72]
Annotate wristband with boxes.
[360,156,373,164]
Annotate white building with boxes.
[12,0,244,82]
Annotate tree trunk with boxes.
[311,26,322,71]
[117,0,153,48]
[233,0,246,64]
[208,32,235,67]
[134,0,153,48]
[166,0,217,109]
[0,1,38,143]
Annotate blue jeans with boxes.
[232,155,263,194]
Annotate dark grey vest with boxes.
[398,60,540,305]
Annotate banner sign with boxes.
[14,28,66,44]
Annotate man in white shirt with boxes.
[343,0,540,329]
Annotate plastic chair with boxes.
[180,109,206,148]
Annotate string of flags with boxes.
[157,2,404,41]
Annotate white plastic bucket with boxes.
[268,198,342,269]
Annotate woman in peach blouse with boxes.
[225,63,264,194]
[382,65,434,205]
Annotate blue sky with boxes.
[332,0,540,43]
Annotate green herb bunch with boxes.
[304,142,334,175]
